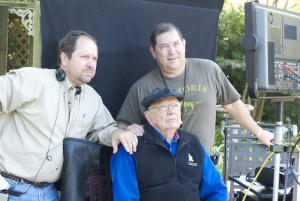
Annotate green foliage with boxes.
[216,1,247,96]
[262,94,300,125]
[211,143,224,175]
[214,2,300,177]
[214,0,300,177]
[7,18,24,71]
[216,57,246,95]
[217,2,245,61]
[8,39,22,71]
[213,2,248,174]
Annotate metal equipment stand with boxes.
[270,97,295,201]
[272,100,285,201]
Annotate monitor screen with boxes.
[244,2,300,97]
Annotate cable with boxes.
[283,64,300,80]
[8,83,63,196]
[282,75,300,84]
[242,152,274,201]
[289,137,300,185]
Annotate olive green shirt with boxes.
[117,58,240,152]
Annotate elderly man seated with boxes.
[110,87,228,201]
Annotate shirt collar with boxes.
[152,127,180,142]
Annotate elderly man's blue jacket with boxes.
[110,123,228,201]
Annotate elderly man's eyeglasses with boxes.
[148,103,181,112]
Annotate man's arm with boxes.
[111,129,138,154]
[85,99,138,154]
[223,99,274,147]
[199,146,228,200]
[117,123,128,130]
[110,146,140,201]
[87,125,138,154]
[117,123,144,137]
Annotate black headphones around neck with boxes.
[56,68,66,81]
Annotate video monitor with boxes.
[243,2,300,98]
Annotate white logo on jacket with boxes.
[187,153,198,166]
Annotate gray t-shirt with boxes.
[117,58,240,152]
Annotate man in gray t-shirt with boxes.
[117,22,274,153]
